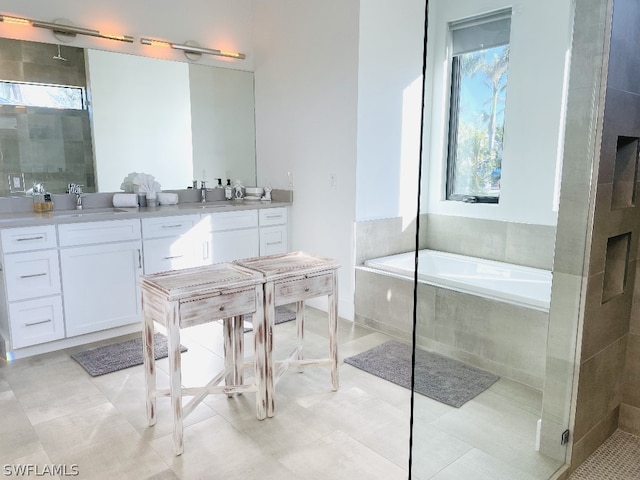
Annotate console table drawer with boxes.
[179,288,256,329]
[274,272,334,305]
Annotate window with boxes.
[446,10,511,203]
[0,81,85,110]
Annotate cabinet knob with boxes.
[219,306,225,311]
[304,287,310,292]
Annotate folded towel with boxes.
[112,193,139,208]
[157,192,179,205]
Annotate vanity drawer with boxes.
[259,207,288,226]
[259,225,288,256]
[274,272,334,306]
[142,214,201,239]
[179,288,256,329]
[203,210,258,232]
[9,296,64,349]
[1,225,57,253]
[4,249,61,301]
[59,219,141,246]
[143,236,205,274]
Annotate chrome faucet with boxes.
[67,183,84,210]
[200,181,208,203]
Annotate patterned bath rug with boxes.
[71,333,186,377]
[243,305,297,332]
[344,340,499,407]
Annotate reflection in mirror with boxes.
[0,37,257,196]
[0,37,93,196]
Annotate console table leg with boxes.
[142,297,156,426]
[166,301,184,455]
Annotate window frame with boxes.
[0,80,86,110]
[445,10,511,204]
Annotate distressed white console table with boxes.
[140,262,266,455]
[235,251,340,417]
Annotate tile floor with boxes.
[0,307,564,479]
[568,430,640,480]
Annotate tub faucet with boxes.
[200,181,208,203]
[67,183,84,209]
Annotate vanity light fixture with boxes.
[0,14,134,43]
[140,37,246,60]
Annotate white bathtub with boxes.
[364,249,552,312]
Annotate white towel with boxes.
[112,193,139,208]
[157,192,179,205]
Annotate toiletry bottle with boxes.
[225,179,233,200]
[216,178,223,188]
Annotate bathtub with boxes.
[355,249,553,388]
[364,249,552,312]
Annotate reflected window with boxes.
[446,10,511,203]
[0,81,85,110]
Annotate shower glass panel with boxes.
[409,0,598,478]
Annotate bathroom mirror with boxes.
[0,37,257,195]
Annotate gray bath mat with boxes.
[71,333,186,377]
[344,340,499,407]
[243,305,297,332]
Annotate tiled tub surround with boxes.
[353,215,555,389]
[355,254,550,390]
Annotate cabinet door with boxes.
[260,225,288,256]
[60,241,143,337]
[9,296,64,349]
[143,236,206,274]
[208,229,259,263]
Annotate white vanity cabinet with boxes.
[202,210,259,263]
[141,214,204,274]
[0,225,64,349]
[259,207,289,256]
[58,219,143,337]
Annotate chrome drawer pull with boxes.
[163,255,184,260]
[265,214,282,219]
[20,272,47,279]
[25,318,52,327]
[16,236,44,242]
[266,241,281,246]
[161,224,184,228]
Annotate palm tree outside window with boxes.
[446,10,511,203]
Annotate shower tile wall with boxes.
[0,37,94,195]
[563,0,640,473]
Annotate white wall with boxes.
[356,0,427,222]
[0,0,254,70]
[88,50,193,191]
[423,0,573,226]
[252,0,360,319]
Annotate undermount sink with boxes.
[177,202,228,210]
[47,207,132,218]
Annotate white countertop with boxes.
[0,200,292,228]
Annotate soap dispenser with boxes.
[32,182,53,212]
[225,179,233,200]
